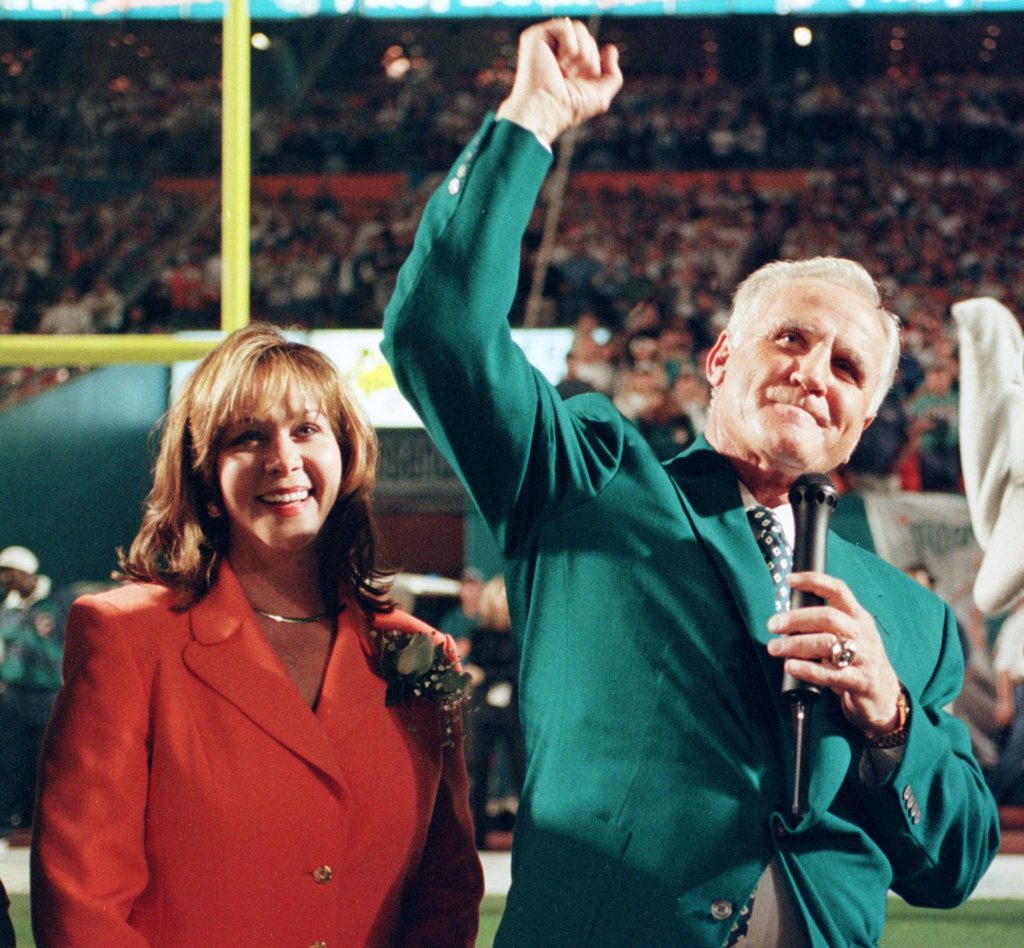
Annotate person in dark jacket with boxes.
[463,576,526,849]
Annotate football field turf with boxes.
[474,895,1024,947]
[10,892,1024,945]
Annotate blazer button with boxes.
[710,899,734,920]
[312,865,333,884]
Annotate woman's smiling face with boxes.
[216,388,342,565]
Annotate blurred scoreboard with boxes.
[3,0,1021,19]
[170,329,574,429]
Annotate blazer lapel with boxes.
[316,607,451,744]
[182,562,348,789]
[665,437,780,650]
[313,602,387,744]
[665,438,853,823]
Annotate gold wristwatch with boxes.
[864,684,911,749]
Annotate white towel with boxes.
[952,297,1024,615]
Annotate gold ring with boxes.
[830,636,857,669]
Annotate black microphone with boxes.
[780,472,838,817]
[782,472,839,697]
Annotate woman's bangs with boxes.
[222,358,291,425]
[231,352,325,417]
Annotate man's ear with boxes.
[705,331,731,388]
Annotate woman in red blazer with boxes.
[31,325,483,947]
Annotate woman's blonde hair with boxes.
[119,324,392,613]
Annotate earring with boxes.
[207,501,221,518]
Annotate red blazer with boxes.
[31,563,483,947]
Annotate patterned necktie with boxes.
[747,505,793,613]
[724,507,795,948]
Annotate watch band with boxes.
[864,683,911,749]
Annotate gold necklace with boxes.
[252,606,334,625]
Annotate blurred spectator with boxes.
[438,567,485,658]
[989,598,1024,804]
[81,276,125,332]
[555,347,599,400]
[122,303,153,334]
[955,605,1003,781]
[844,388,910,491]
[36,286,92,334]
[161,253,217,329]
[550,234,603,324]
[903,560,971,670]
[902,565,1007,792]
[566,314,615,394]
[0,546,65,837]
[0,301,16,335]
[613,354,668,426]
[463,576,525,850]
[907,361,961,492]
[641,364,711,461]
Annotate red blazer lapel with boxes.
[182,562,348,790]
[317,607,454,743]
[314,605,384,743]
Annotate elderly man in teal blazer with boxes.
[382,19,999,947]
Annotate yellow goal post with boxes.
[0,0,252,368]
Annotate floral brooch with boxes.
[371,628,471,746]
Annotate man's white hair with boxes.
[726,257,901,415]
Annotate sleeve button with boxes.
[711,899,734,920]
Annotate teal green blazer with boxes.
[382,116,1000,947]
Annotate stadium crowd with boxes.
[2,21,1024,490]
[5,164,1022,489]
[3,62,1023,178]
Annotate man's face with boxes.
[0,567,36,597]
[461,580,483,614]
[705,278,888,476]
[923,364,953,396]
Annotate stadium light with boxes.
[793,26,813,47]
